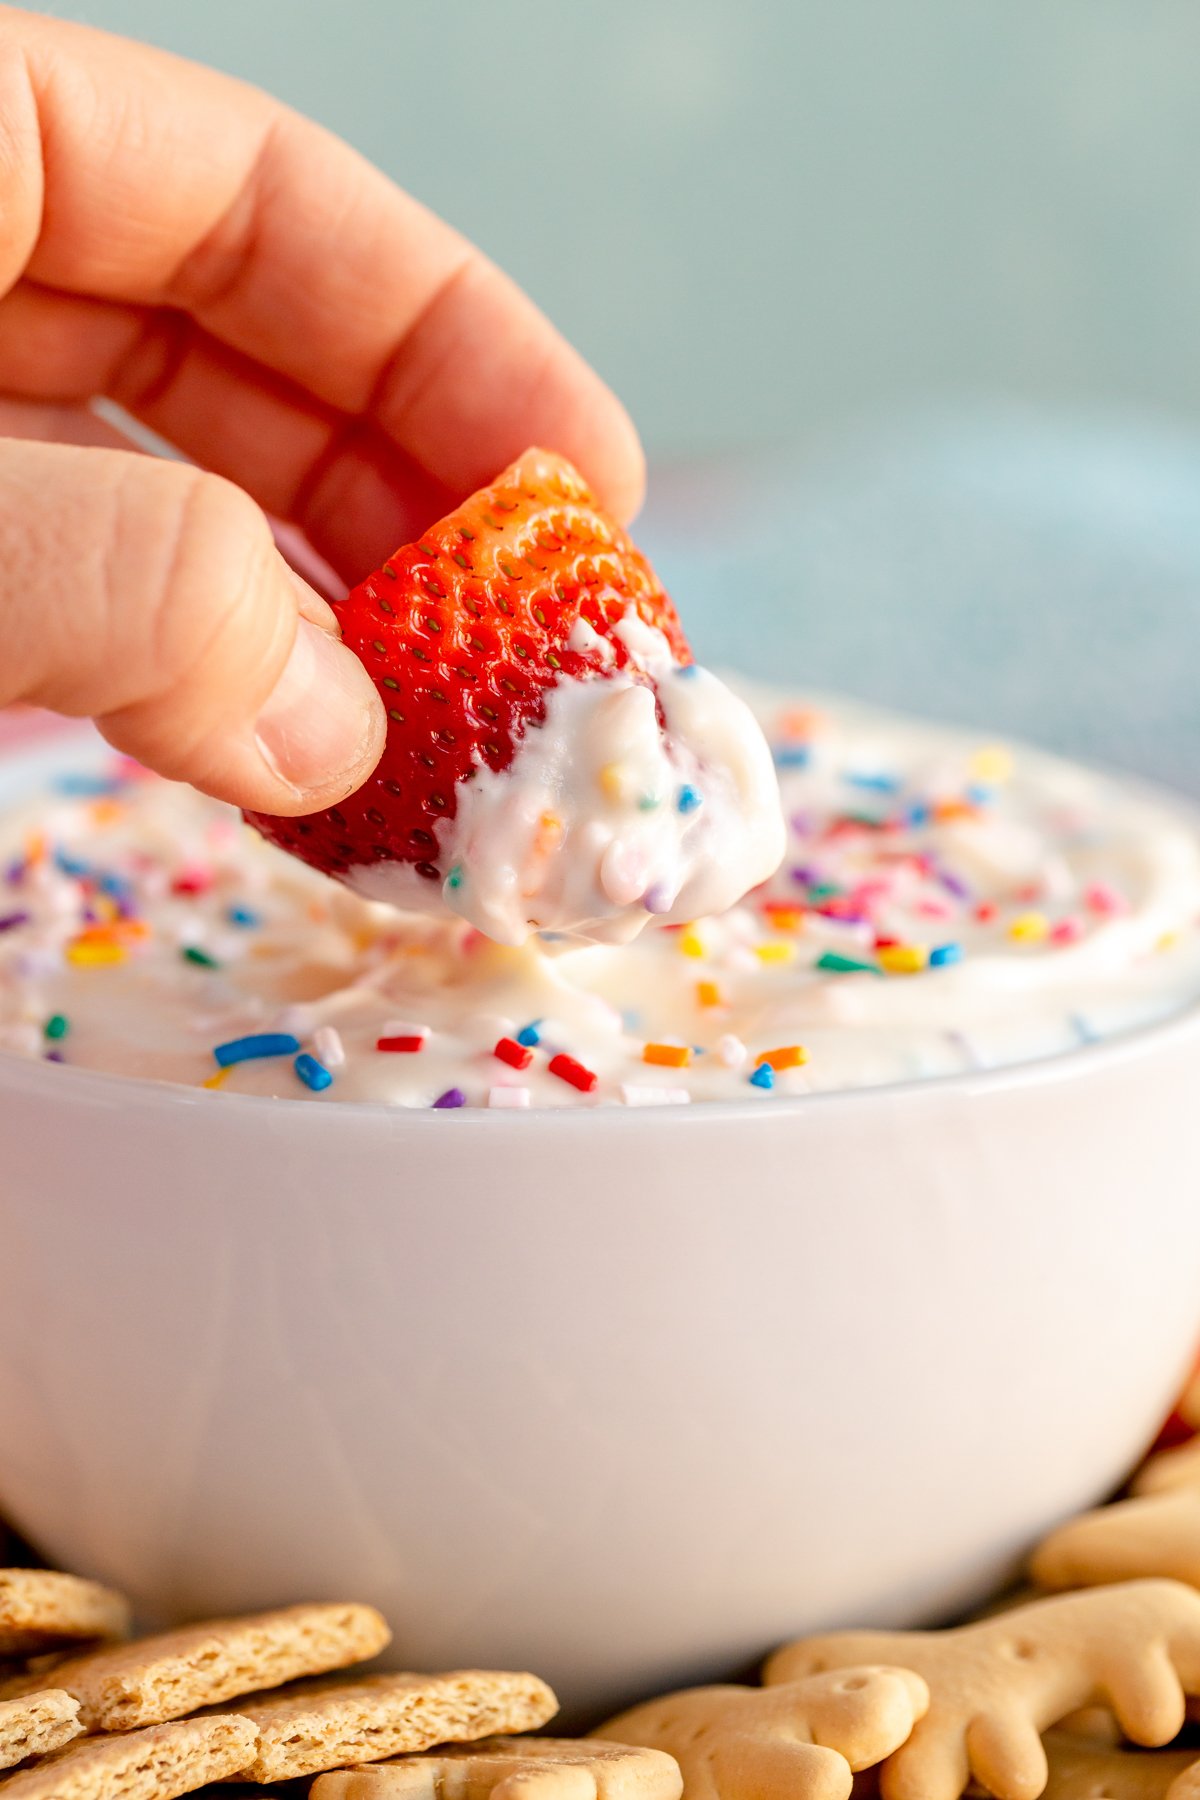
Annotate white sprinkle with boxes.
[313,1025,345,1068]
[488,1086,530,1108]
[716,1033,748,1069]
[381,1018,430,1042]
[620,1084,691,1106]
[278,1003,317,1036]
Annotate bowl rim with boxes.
[3,989,1199,1130]
[4,713,1200,1128]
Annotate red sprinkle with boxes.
[549,1053,597,1093]
[171,868,214,896]
[377,1035,426,1053]
[494,1036,533,1070]
[974,902,997,923]
[1051,917,1084,945]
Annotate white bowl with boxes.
[2,733,1200,1722]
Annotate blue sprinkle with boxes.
[676,784,702,814]
[516,1021,542,1047]
[294,1052,333,1092]
[966,782,995,806]
[773,745,811,768]
[845,770,901,793]
[214,1032,301,1068]
[53,772,126,798]
[1071,1012,1098,1045]
[227,905,261,928]
[433,1087,467,1109]
[537,930,568,943]
[675,663,700,679]
[749,1062,775,1090]
[54,850,91,879]
[906,802,931,827]
[929,942,963,968]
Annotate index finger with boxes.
[0,7,644,520]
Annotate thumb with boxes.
[0,437,386,813]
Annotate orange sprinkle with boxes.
[22,831,46,868]
[777,706,820,740]
[933,799,978,823]
[755,1045,809,1072]
[202,1067,231,1090]
[88,798,125,828]
[643,1042,692,1068]
[696,980,722,1008]
[760,903,806,932]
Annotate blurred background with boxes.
[30,1,1200,786]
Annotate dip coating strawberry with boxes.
[245,449,690,889]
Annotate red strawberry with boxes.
[245,448,692,889]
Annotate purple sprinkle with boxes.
[790,813,815,838]
[0,911,30,933]
[433,1087,466,1109]
[938,869,972,900]
[790,865,818,885]
[44,1050,64,1063]
[643,883,672,914]
[5,859,25,887]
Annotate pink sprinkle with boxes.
[1085,881,1129,918]
[916,898,952,919]
[1051,917,1084,945]
[488,1086,530,1108]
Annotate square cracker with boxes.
[0,1691,83,1772]
[0,1714,256,1800]
[310,1736,684,1800]
[230,1669,558,1783]
[0,1573,130,1657]
[0,1605,390,1733]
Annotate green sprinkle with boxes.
[43,1013,69,1041]
[182,946,221,969]
[637,794,663,812]
[445,863,464,891]
[806,882,844,901]
[815,951,878,975]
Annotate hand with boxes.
[0,7,643,811]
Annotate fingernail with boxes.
[255,617,383,798]
[284,565,342,636]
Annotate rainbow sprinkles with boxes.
[2,685,1200,1109]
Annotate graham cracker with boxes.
[231,1670,558,1783]
[0,1605,390,1733]
[0,1690,83,1772]
[0,1714,256,1800]
[0,1573,130,1658]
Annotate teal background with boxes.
[25,2,1200,784]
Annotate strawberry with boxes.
[244,449,692,889]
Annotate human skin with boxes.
[0,7,644,811]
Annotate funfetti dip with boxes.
[2,686,1200,1109]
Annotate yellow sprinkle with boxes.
[643,1042,692,1068]
[756,1044,809,1072]
[696,980,722,1008]
[678,928,705,959]
[877,943,927,975]
[755,941,797,965]
[599,763,627,802]
[1008,912,1049,943]
[202,1067,231,1090]
[65,939,127,967]
[969,744,1014,785]
[1158,931,1180,954]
